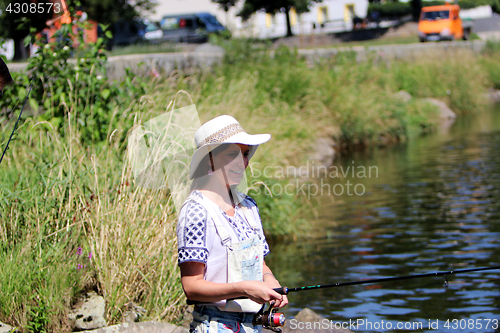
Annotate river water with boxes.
[266,105,500,332]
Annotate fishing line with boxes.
[0,77,34,166]
[274,265,500,295]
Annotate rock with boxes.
[294,308,327,322]
[422,98,457,120]
[309,137,337,168]
[68,291,107,331]
[84,321,189,333]
[123,302,147,323]
[0,321,13,333]
[281,308,353,333]
[194,43,225,54]
[488,89,500,103]
[394,90,412,103]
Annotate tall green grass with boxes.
[1,101,186,331]
[0,37,499,331]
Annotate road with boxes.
[473,15,500,40]
[473,15,500,32]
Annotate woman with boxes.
[177,115,288,333]
[0,57,13,94]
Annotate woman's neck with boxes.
[199,180,236,203]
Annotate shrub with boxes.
[0,19,146,146]
[421,0,500,12]
[368,2,412,18]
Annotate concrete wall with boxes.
[9,40,487,81]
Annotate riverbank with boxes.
[0,38,499,331]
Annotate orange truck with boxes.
[418,3,473,42]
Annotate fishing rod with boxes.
[273,265,500,295]
[0,81,33,165]
[187,265,500,332]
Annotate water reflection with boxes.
[266,106,500,332]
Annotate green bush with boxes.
[389,50,489,113]
[368,2,412,18]
[0,20,146,146]
[1,26,498,333]
[481,41,500,89]
[421,0,500,12]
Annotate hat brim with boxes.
[189,132,270,179]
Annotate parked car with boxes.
[144,21,163,42]
[160,13,226,43]
[111,18,146,46]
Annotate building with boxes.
[147,0,369,39]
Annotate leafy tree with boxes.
[212,0,238,12]
[0,0,53,59]
[411,0,421,21]
[237,0,322,37]
[0,0,156,59]
[66,0,156,28]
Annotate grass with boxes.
[0,105,186,331]
[0,38,499,331]
[107,42,179,57]
[333,35,420,48]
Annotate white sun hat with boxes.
[190,115,270,179]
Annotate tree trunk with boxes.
[285,7,293,37]
[13,37,28,60]
[411,0,422,22]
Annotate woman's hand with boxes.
[240,280,284,304]
[262,276,289,308]
[262,262,289,308]
[180,262,285,304]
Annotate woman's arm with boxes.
[262,260,289,308]
[180,261,284,304]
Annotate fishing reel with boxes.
[252,302,286,333]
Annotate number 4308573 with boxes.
[444,319,498,330]
[6,2,61,14]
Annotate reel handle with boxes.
[274,287,288,295]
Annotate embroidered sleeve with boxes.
[243,195,270,257]
[177,201,209,265]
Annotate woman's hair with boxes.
[0,57,13,89]
[190,144,231,190]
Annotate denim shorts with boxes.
[190,305,262,333]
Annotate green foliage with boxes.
[27,294,51,333]
[481,41,500,89]
[237,0,321,36]
[0,103,183,331]
[68,0,156,31]
[389,49,489,113]
[0,20,146,146]
[211,0,238,12]
[247,175,310,238]
[369,0,499,18]
[421,0,500,12]
[0,29,498,332]
[484,39,500,53]
[238,0,319,20]
[210,34,271,65]
[368,2,412,18]
[0,0,53,40]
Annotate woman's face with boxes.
[211,144,250,186]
